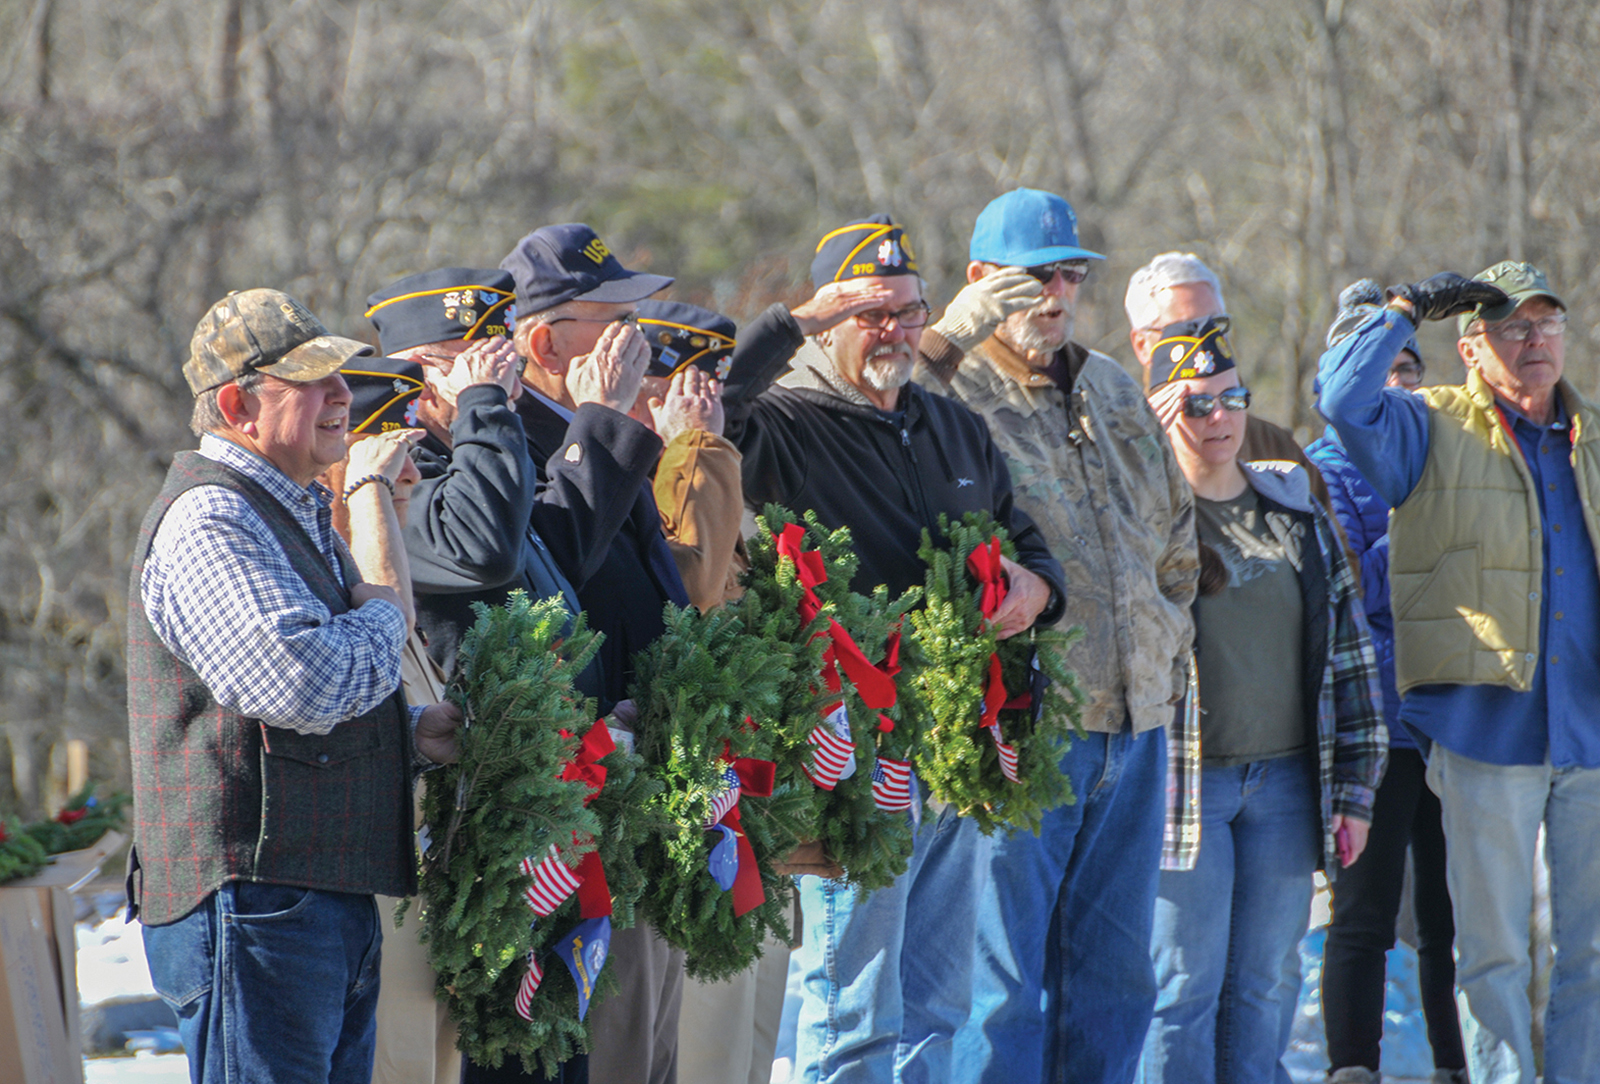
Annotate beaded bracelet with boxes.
[343,473,395,502]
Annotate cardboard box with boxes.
[0,830,126,1084]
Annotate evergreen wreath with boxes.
[629,601,814,981]
[910,512,1085,835]
[414,592,654,1076]
[742,505,927,893]
[0,783,129,883]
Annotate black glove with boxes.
[1385,272,1509,325]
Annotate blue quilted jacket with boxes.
[1307,429,1408,746]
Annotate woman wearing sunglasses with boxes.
[1138,315,1387,1084]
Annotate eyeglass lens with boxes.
[1490,313,1567,341]
[1026,262,1089,285]
[855,303,931,330]
[1182,388,1251,417]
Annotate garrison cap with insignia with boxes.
[364,268,516,356]
[1149,315,1237,390]
[500,223,674,315]
[185,288,373,396]
[810,214,920,288]
[1458,260,1567,336]
[340,356,427,434]
[635,300,737,380]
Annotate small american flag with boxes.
[803,705,857,790]
[987,723,1021,784]
[704,765,742,827]
[521,844,582,916]
[514,953,544,1020]
[871,757,913,811]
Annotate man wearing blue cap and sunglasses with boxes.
[918,189,1198,1084]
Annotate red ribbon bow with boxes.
[56,807,87,825]
[775,524,900,712]
[560,720,617,919]
[967,538,1028,781]
[714,746,777,916]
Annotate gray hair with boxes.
[1123,252,1226,330]
[190,370,266,437]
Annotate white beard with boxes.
[999,297,1074,355]
[862,353,913,391]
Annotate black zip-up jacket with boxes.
[724,340,1066,611]
[404,383,599,696]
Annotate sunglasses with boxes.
[852,301,932,331]
[1181,387,1251,417]
[1025,261,1090,285]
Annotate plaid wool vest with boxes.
[126,452,416,925]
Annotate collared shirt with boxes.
[1317,312,1600,767]
[141,434,409,735]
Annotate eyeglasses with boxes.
[1483,313,1567,342]
[1181,387,1251,417]
[543,311,639,329]
[1025,261,1090,285]
[852,301,932,331]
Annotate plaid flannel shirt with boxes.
[141,434,410,734]
[1166,463,1387,874]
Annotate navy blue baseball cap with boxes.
[969,189,1105,267]
[499,223,674,315]
[636,300,737,380]
[364,268,516,356]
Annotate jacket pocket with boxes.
[1393,545,1479,621]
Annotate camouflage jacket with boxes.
[918,330,1197,734]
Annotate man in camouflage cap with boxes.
[130,288,460,1084]
[1318,263,1600,1084]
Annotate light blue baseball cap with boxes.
[969,189,1105,267]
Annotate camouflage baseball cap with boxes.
[1457,261,1566,337]
[184,289,374,396]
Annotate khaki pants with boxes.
[676,935,791,1084]
[372,895,461,1084]
[587,922,686,1084]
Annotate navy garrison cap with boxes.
[339,355,426,435]
[636,300,737,379]
[810,215,919,288]
[364,268,515,356]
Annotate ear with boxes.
[216,381,260,432]
[1130,327,1160,369]
[1457,334,1481,371]
[966,261,989,285]
[520,322,563,376]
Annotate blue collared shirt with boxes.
[141,434,410,735]
[1317,312,1600,766]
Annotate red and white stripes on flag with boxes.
[871,757,913,811]
[521,845,582,916]
[986,723,1021,784]
[802,705,857,790]
[704,765,742,828]
[514,953,545,1021]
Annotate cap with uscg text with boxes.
[365,268,516,356]
[1458,260,1567,336]
[340,356,427,435]
[1148,315,1237,390]
[969,188,1105,268]
[810,215,919,288]
[499,223,674,316]
[635,300,737,380]
[185,288,374,396]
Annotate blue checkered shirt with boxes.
[141,434,410,735]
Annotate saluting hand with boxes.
[568,319,652,414]
[650,368,725,443]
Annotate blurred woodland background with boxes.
[1,0,1597,815]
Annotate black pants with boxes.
[1322,747,1465,1071]
[462,1053,587,1084]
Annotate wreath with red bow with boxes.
[415,592,660,1076]
[910,512,1085,835]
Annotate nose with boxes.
[1039,270,1069,297]
[398,453,421,486]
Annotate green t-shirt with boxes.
[1194,486,1309,766]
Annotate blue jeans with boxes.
[957,726,1167,1084]
[792,804,980,1084]
[1138,753,1320,1084]
[143,883,384,1084]
[1428,744,1600,1084]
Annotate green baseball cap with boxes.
[184,289,374,396]
[1457,260,1566,337]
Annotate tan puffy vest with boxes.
[1389,370,1600,693]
